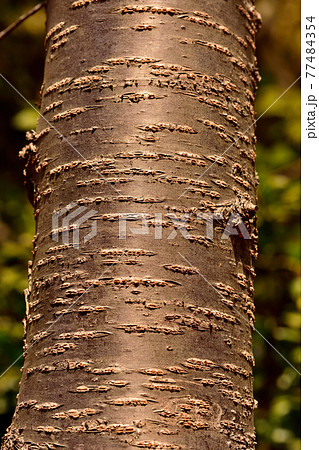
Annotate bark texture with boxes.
[2,0,260,448]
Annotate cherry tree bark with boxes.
[2,0,261,448]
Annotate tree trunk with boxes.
[2,0,261,448]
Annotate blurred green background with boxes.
[0,1,300,448]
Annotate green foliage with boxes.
[0,178,34,430]
[0,0,42,433]
[0,0,300,447]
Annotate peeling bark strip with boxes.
[2,0,260,449]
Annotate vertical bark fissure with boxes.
[2,1,260,448]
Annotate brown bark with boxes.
[2,0,261,448]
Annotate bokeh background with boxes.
[0,1,300,448]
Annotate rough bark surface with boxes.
[2,0,260,448]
